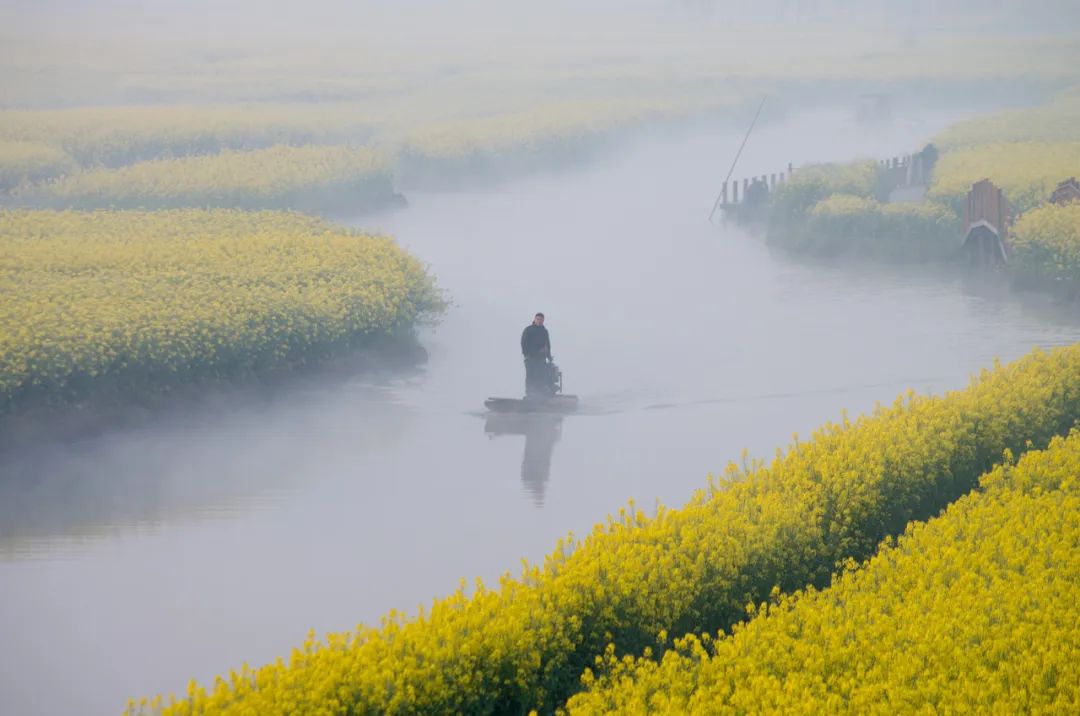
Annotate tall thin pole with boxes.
[709,95,767,223]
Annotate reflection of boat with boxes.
[484,413,563,507]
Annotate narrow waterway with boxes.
[2,108,1078,716]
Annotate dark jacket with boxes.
[521,324,550,358]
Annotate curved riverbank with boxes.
[130,341,1080,715]
[4,109,1080,716]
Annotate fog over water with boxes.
[2,104,1080,715]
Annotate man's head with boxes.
[533,312,545,326]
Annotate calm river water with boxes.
[3,108,1079,715]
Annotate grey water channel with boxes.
[3,108,1080,716]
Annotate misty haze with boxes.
[2,2,1080,715]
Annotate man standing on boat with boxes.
[521,312,554,397]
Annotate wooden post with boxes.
[999,187,1007,244]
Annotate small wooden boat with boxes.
[486,360,578,413]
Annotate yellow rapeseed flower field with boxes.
[0,140,75,191]
[568,429,1080,714]
[0,96,752,197]
[933,95,1080,150]
[128,342,1080,715]
[766,160,881,225]
[395,98,700,159]
[387,96,749,187]
[15,145,395,211]
[1010,202,1080,286]
[0,104,382,167]
[0,209,444,412]
[776,193,959,260]
[927,141,1080,213]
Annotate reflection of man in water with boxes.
[520,416,561,507]
[520,312,553,397]
[485,413,562,507]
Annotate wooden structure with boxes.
[879,152,934,191]
[717,162,793,218]
[1050,177,1080,206]
[962,179,1009,267]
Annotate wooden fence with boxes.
[719,162,794,207]
[878,152,934,192]
[718,150,935,212]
